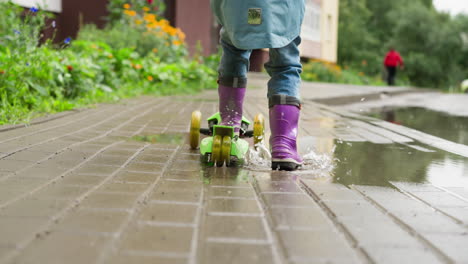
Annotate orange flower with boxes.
[143,6,150,12]
[173,40,183,46]
[176,28,186,40]
[152,48,158,53]
[124,10,137,16]
[135,19,143,25]
[147,75,154,81]
[166,27,177,36]
[144,13,156,22]
[123,3,131,9]
[134,64,142,70]
[159,19,169,26]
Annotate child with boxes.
[211,0,305,171]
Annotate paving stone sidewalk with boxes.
[0,76,467,264]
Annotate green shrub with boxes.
[302,60,386,86]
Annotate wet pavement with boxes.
[0,74,468,264]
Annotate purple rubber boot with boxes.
[218,85,246,133]
[269,104,303,171]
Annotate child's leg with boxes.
[217,40,252,133]
[264,37,303,171]
[265,37,302,100]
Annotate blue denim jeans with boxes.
[218,37,302,101]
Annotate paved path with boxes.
[0,75,467,264]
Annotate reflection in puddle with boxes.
[426,157,468,188]
[201,166,250,185]
[131,133,184,144]
[369,107,468,146]
[332,141,468,188]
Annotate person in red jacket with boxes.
[384,48,404,86]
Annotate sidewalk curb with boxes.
[311,89,434,106]
[0,109,83,133]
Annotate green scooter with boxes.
[189,111,265,167]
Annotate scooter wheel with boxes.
[221,135,231,167]
[253,113,265,148]
[189,111,202,149]
[212,135,223,166]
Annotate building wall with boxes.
[320,0,339,63]
[168,0,217,56]
[300,0,339,62]
[300,0,322,59]
[59,0,108,40]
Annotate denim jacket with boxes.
[211,0,305,50]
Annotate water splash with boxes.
[301,148,336,174]
[245,142,271,171]
[245,141,336,178]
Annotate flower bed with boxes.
[0,1,217,125]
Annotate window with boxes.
[301,0,321,42]
[5,0,62,13]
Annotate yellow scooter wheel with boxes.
[221,135,231,167]
[189,111,201,149]
[253,113,265,148]
[212,135,222,166]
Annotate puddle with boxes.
[332,141,468,188]
[131,133,184,144]
[368,107,468,146]
[244,136,468,188]
[196,129,468,189]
